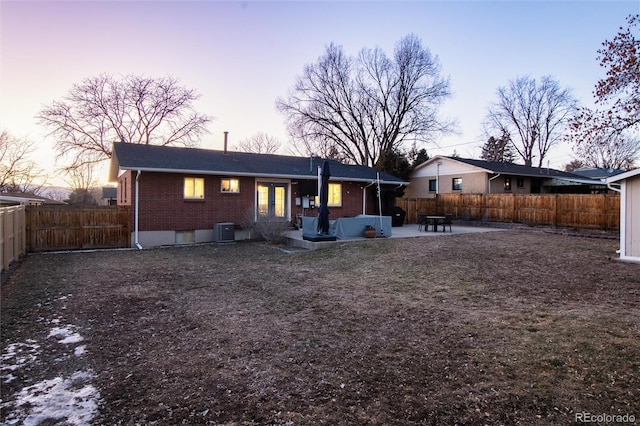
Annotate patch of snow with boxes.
[1,342,41,372]
[3,370,100,426]
[48,326,84,344]
[2,311,99,425]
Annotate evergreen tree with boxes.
[480,134,516,162]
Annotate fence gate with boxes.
[26,205,131,252]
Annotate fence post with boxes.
[27,206,37,252]
[0,208,5,271]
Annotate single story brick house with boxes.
[404,156,605,198]
[108,142,406,248]
[607,168,640,263]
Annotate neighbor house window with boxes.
[184,177,205,199]
[517,178,525,188]
[452,178,462,191]
[221,178,240,193]
[429,179,437,192]
[504,177,512,191]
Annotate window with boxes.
[328,183,341,206]
[175,230,195,244]
[120,177,127,203]
[429,179,437,192]
[221,178,239,193]
[184,177,204,199]
[452,178,462,191]
[517,178,525,188]
[504,177,512,191]
[314,183,342,206]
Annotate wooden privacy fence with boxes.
[26,205,131,252]
[1,205,27,272]
[398,193,620,230]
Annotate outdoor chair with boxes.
[439,214,453,232]
[417,213,428,231]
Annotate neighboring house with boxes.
[101,187,118,206]
[606,168,640,263]
[404,156,606,198]
[0,192,66,206]
[571,166,626,181]
[108,142,407,248]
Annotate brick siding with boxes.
[118,172,384,231]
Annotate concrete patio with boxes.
[285,221,505,250]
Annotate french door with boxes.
[257,182,288,220]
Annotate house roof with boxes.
[606,167,640,183]
[102,187,117,199]
[0,192,66,205]
[109,143,407,185]
[572,167,626,180]
[415,156,603,184]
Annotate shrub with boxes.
[241,209,291,244]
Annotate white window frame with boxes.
[184,177,205,199]
[328,182,342,207]
[221,178,240,193]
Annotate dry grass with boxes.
[1,230,639,425]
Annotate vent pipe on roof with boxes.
[223,131,229,154]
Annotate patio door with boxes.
[257,182,288,220]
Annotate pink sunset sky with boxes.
[1,0,638,185]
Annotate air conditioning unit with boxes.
[214,222,235,243]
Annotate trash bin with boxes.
[392,207,406,227]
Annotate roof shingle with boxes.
[110,143,406,184]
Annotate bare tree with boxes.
[276,34,453,171]
[37,74,212,171]
[569,15,640,169]
[0,130,47,194]
[236,132,282,154]
[485,75,577,167]
[64,160,100,206]
[595,14,639,132]
[571,119,639,170]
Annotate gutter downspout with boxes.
[134,170,143,250]
[488,173,501,194]
[607,182,622,255]
[607,183,621,193]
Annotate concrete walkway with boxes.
[285,222,505,250]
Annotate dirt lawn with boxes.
[1,230,639,425]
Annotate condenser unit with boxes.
[214,222,235,243]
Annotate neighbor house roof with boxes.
[572,167,626,180]
[606,167,640,183]
[0,192,66,205]
[109,143,407,185]
[102,187,117,199]
[414,156,603,184]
